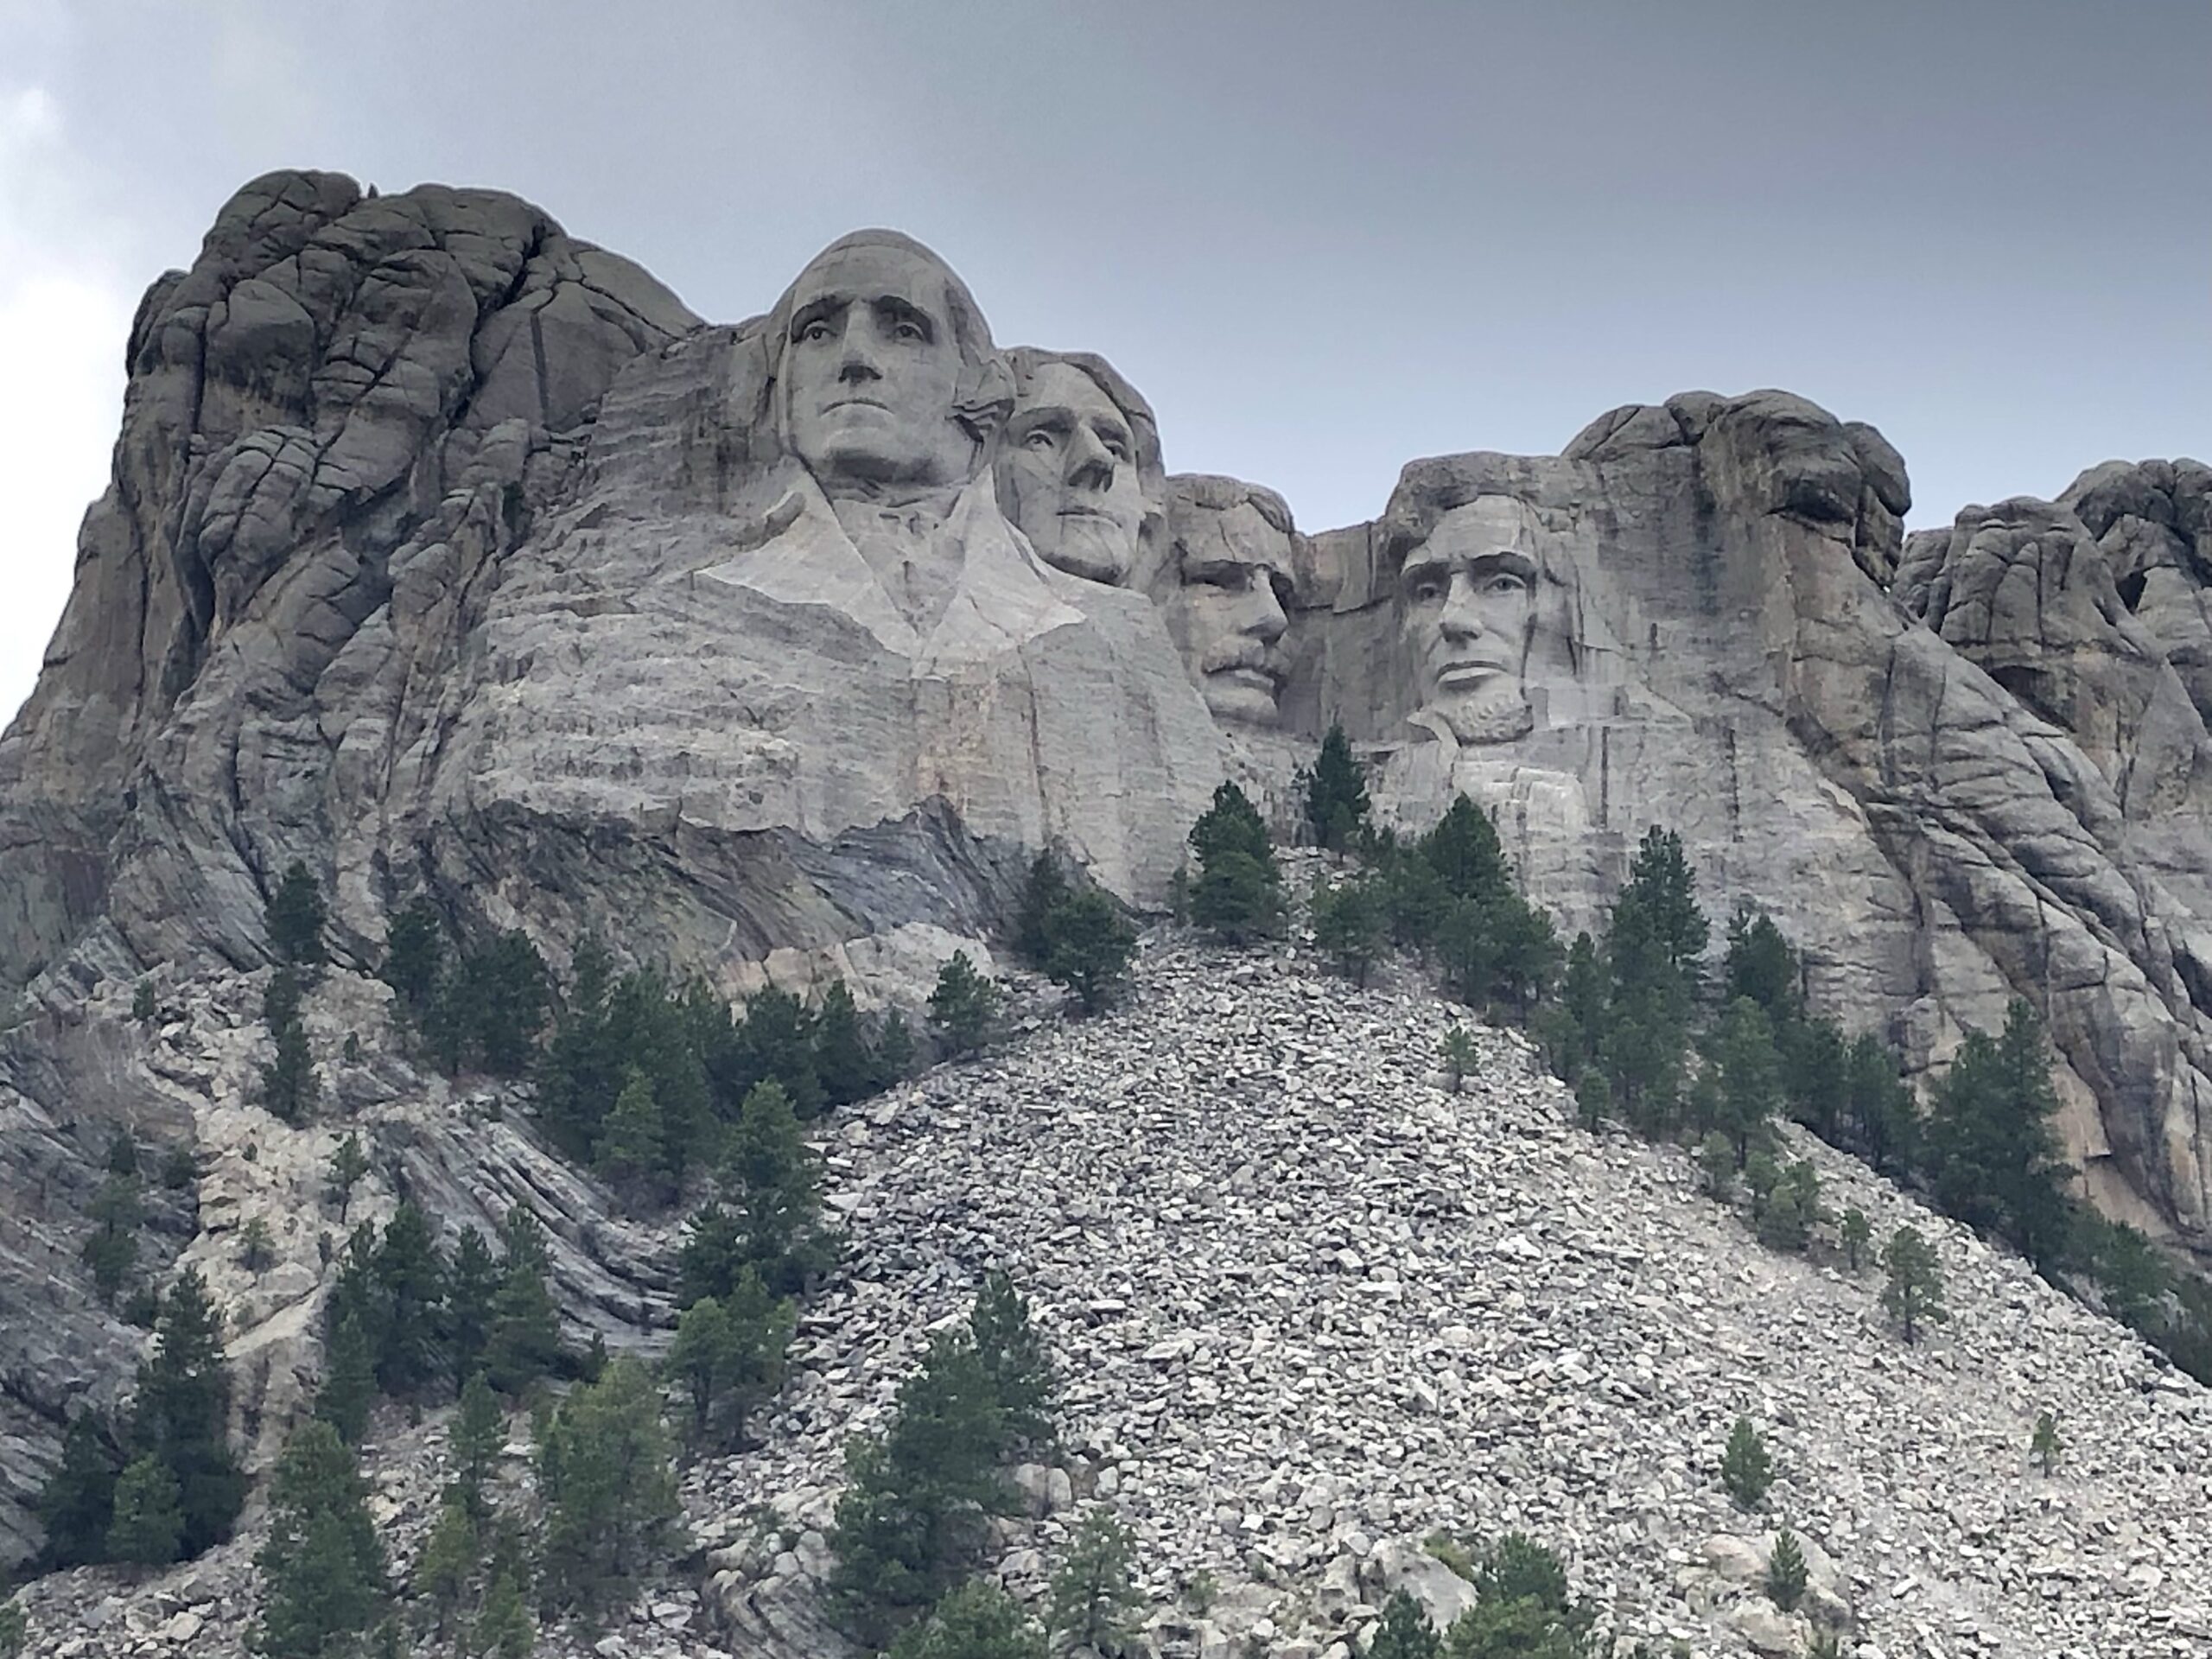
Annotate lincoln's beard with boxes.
[1431,680,1534,745]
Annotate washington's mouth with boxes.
[823,396,891,413]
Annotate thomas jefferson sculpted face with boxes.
[1398,495,1540,744]
[777,234,995,493]
[998,358,1148,584]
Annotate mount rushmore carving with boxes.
[3,176,2211,1551]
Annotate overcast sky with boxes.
[3,0,2208,725]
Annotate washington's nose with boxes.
[836,313,883,384]
[1065,423,1116,491]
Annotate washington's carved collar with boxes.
[703,468,1083,664]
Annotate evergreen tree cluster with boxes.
[1300,723,1373,854]
[531,939,906,1198]
[828,1271,1058,1647]
[1368,1532,1612,1659]
[1014,853,1139,1014]
[676,1078,838,1306]
[35,1269,245,1573]
[378,900,550,1080]
[317,1203,566,1447]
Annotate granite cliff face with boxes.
[2,168,2210,1569]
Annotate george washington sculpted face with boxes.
[778,238,983,493]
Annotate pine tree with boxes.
[1719,1416,1773,1511]
[1925,1000,2070,1268]
[971,1270,1056,1451]
[129,1268,245,1559]
[874,1009,915,1088]
[1880,1224,1948,1343]
[594,1069,667,1201]
[459,931,551,1077]
[252,1421,387,1659]
[473,1566,534,1658]
[667,1271,796,1450]
[722,1079,834,1299]
[538,1357,683,1615]
[448,1371,504,1517]
[1840,1207,1872,1272]
[370,1203,448,1396]
[814,980,881,1106]
[35,1409,123,1569]
[1764,1529,1808,1612]
[1842,1032,1916,1174]
[929,952,1000,1057]
[445,1226,499,1389]
[315,1311,377,1447]
[0,1596,22,1659]
[1697,1132,1735,1200]
[1043,888,1139,1014]
[413,1495,478,1642]
[1440,1027,1477,1091]
[2031,1408,2063,1476]
[1047,1510,1143,1656]
[267,861,328,976]
[725,985,825,1117]
[676,1203,747,1311]
[262,968,319,1125]
[1311,871,1388,988]
[1188,782,1285,944]
[1014,851,1071,969]
[379,899,443,1018]
[1703,998,1783,1169]
[1723,905,1801,1022]
[105,1452,183,1567]
[886,1579,1048,1659]
[1756,1160,1821,1254]
[829,1329,1023,1644]
[324,1134,370,1222]
[1365,1590,1440,1659]
[1302,723,1373,854]
[481,1208,563,1395]
[82,1172,141,1303]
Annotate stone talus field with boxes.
[3,167,2211,1647]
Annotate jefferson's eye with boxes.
[1105,441,1131,462]
[1024,429,1058,450]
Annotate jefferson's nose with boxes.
[1065,423,1116,491]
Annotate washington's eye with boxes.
[893,320,925,342]
[798,321,833,344]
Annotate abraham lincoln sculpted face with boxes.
[1397,495,1541,744]
[775,232,1004,495]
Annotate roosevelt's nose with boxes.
[836,312,883,384]
[1065,423,1116,492]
